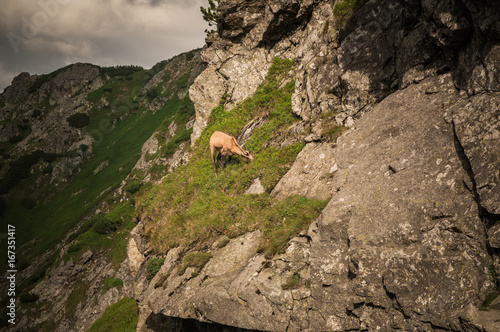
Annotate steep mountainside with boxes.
[0,50,206,330]
[1,0,500,331]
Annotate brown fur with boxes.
[210,131,253,175]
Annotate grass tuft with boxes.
[87,297,138,332]
[333,0,368,28]
[177,252,212,277]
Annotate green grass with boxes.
[479,291,500,311]
[63,201,135,268]
[66,279,89,320]
[138,58,328,256]
[146,258,165,279]
[102,278,123,293]
[281,273,302,290]
[177,252,212,277]
[87,297,138,332]
[333,0,368,28]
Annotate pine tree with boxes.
[200,0,220,35]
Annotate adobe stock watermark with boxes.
[7,0,71,54]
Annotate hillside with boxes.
[1,0,500,331]
[0,50,206,330]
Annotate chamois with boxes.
[210,131,253,175]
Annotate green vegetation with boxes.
[177,252,212,277]
[66,279,89,319]
[333,0,368,28]
[63,201,135,269]
[488,264,497,283]
[126,182,142,195]
[281,273,301,290]
[102,278,123,292]
[93,215,123,234]
[0,150,45,194]
[87,297,138,332]
[100,65,143,79]
[138,58,328,257]
[0,68,184,262]
[21,197,37,209]
[0,49,207,330]
[479,291,500,311]
[146,258,165,279]
[200,0,220,35]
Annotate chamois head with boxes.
[240,148,253,161]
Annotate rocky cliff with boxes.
[139,0,500,330]
[2,0,499,331]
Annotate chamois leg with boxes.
[217,152,225,171]
[211,147,218,175]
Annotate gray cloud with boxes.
[1,0,209,91]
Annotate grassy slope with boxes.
[138,58,329,258]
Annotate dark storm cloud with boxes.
[0,0,209,91]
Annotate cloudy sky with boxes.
[0,0,210,91]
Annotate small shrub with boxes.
[93,215,122,234]
[17,123,30,131]
[67,242,83,253]
[79,144,89,152]
[488,264,497,283]
[154,273,170,289]
[76,215,100,236]
[9,135,23,144]
[32,109,42,118]
[21,197,37,209]
[479,291,500,311]
[146,88,158,101]
[20,293,39,303]
[43,152,59,163]
[66,149,80,158]
[126,182,142,195]
[146,258,165,279]
[67,113,90,128]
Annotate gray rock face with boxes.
[452,93,500,215]
[306,74,493,331]
[271,142,338,201]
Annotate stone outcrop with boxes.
[271,142,338,201]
